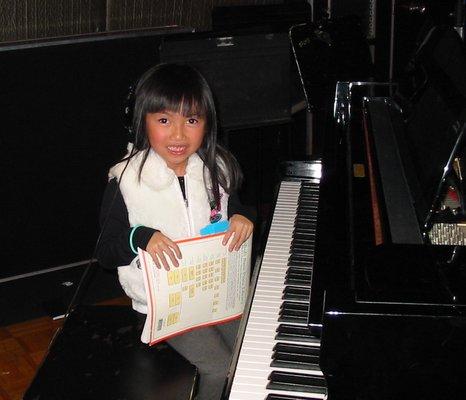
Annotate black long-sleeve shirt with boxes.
[96,178,255,269]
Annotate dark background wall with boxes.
[0,0,282,42]
[0,0,304,327]
[0,27,296,325]
[1,0,461,325]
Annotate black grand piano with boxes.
[225,24,466,400]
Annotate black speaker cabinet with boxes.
[160,32,291,129]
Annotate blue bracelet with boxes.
[129,224,143,255]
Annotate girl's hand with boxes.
[222,214,254,252]
[146,231,182,270]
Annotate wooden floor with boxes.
[0,297,130,400]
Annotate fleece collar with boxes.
[109,144,206,191]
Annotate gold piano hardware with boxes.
[353,164,366,178]
[454,157,463,181]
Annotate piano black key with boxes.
[294,227,315,235]
[295,211,317,218]
[287,265,313,273]
[299,199,317,206]
[267,371,327,394]
[298,199,318,205]
[294,227,316,233]
[278,311,308,324]
[271,343,320,371]
[279,302,309,323]
[287,266,312,275]
[297,211,318,218]
[294,228,315,236]
[282,286,310,301]
[295,212,317,219]
[289,249,314,259]
[293,232,315,240]
[287,268,312,278]
[291,242,313,254]
[289,254,313,262]
[297,208,318,213]
[285,274,312,286]
[294,215,316,222]
[289,241,314,248]
[289,255,314,263]
[298,196,318,201]
[297,203,317,209]
[290,238,314,246]
[266,394,316,400]
[285,275,311,287]
[285,278,311,287]
[275,324,319,343]
[280,301,309,311]
[294,228,316,234]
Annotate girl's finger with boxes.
[164,246,179,268]
[167,240,182,260]
[235,229,248,251]
[229,226,244,252]
[151,252,162,269]
[223,229,233,246]
[158,242,178,268]
[228,230,238,252]
[156,250,171,271]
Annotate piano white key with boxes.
[232,376,326,399]
[246,313,307,327]
[229,387,325,400]
[229,179,325,400]
[240,336,319,350]
[252,295,309,306]
[234,362,322,378]
[241,339,320,355]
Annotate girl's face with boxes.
[146,110,206,176]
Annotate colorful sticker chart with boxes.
[140,233,252,345]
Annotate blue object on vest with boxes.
[200,220,229,236]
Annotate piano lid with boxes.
[346,96,466,309]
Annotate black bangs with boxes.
[146,94,207,118]
[141,67,208,118]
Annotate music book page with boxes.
[139,233,252,345]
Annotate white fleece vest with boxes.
[109,147,229,313]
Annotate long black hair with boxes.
[131,63,242,209]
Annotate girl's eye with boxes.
[187,118,198,124]
[158,118,168,124]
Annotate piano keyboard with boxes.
[228,179,327,400]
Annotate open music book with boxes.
[139,233,252,345]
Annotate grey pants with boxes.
[167,320,239,400]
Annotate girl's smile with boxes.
[167,145,187,155]
[146,110,206,176]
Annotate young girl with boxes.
[97,63,254,400]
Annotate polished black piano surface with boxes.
[226,23,466,400]
[310,87,466,399]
